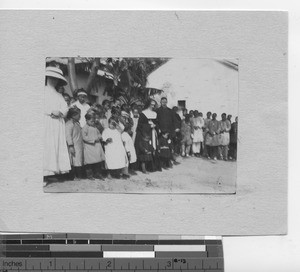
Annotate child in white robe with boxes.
[191,111,204,157]
[122,131,137,176]
[102,118,128,179]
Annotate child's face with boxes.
[95,115,100,122]
[78,95,86,104]
[115,100,121,107]
[133,109,139,117]
[109,121,117,129]
[73,113,81,122]
[87,118,95,126]
[100,111,106,118]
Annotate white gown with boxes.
[121,132,137,164]
[102,128,127,170]
[44,85,71,176]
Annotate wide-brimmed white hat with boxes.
[45,66,68,85]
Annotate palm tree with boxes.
[103,57,169,106]
[67,58,78,94]
[46,57,169,105]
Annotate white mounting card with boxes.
[0,11,287,235]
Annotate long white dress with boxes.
[192,117,204,153]
[192,117,204,142]
[44,85,71,176]
[102,128,127,170]
[121,132,137,164]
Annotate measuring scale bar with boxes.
[0,234,224,271]
[1,257,224,271]
[103,252,155,258]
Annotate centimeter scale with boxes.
[0,233,224,272]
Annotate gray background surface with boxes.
[0,11,287,235]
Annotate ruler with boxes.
[0,234,224,272]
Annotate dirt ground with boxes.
[44,157,237,194]
[44,156,236,194]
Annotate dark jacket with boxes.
[156,106,179,136]
[230,122,238,143]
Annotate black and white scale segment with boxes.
[0,233,224,272]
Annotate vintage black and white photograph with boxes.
[43,57,238,193]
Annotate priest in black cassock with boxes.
[156,97,181,165]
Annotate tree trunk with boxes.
[86,58,100,94]
[67,57,78,95]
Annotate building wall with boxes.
[148,59,239,118]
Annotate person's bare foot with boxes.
[121,174,130,179]
[94,173,104,180]
[107,173,113,180]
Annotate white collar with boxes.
[142,109,157,119]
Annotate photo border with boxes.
[0,10,287,235]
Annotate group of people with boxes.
[44,65,238,183]
[165,106,238,162]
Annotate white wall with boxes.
[148,59,238,118]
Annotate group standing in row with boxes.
[44,66,238,183]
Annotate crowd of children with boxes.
[61,95,238,182]
[44,65,238,184]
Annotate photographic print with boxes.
[0,10,287,234]
[44,57,238,193]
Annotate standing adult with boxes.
[189,110,194,124]
[71,88,90,128]
[156,97,179,135]
[206,113,220,161]
[229,116,238,160]
[202,111,212,157]
[172,106,182,155]
[227,114,232,124]
[191,110,205,157]
[134,99,159,171]
[44,66,71,179]
[218,113,231,161]
[156,97,180,164]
